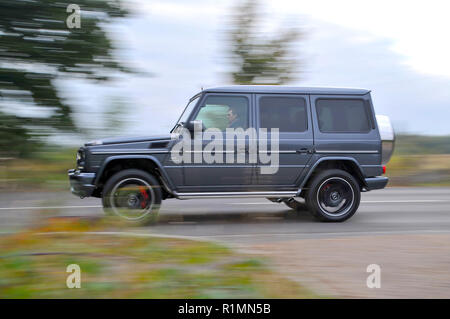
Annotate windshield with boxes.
[171,93,201,133]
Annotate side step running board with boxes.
[173,191,299,199]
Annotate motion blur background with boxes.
[0,0,450,299]
[1,0,450,189]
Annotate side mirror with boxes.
[184,120,205,134]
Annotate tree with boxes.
[226,0,301,85]
[0,0,130,157]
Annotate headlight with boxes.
[76,149,85,170]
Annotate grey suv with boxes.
[68,86,394,224]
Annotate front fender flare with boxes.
[94,155,175,192]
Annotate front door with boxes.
[180,93,254,191]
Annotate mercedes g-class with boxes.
[68,86,394,224]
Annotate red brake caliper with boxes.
[322,183,331,202]
[139,187,149,209]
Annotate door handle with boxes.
[296,148,314,154]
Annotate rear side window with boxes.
[259,96,307,132]
[316,99,371,133]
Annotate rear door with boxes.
[310,94,381,175]
[254,94,314,187]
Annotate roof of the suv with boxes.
[203,85,370,95]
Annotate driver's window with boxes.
[194,95,249,131]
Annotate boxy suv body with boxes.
[68,86,394,224]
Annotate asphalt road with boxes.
[1,187,450,242]
[1,187,450,297]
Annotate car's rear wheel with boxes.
[305,169,360,222]
[102,169,162,225]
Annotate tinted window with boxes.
[316,99,371,133]
[259,96,307,132]
[194,95,249,131]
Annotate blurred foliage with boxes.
[383,134,450,185]
[0,112,42,158]
[0,0,131,157]
[0,146,77,191]
[0,218,315,298]
[393,134,450,155]
[387,154,450,186]
[227,0,301,85]
[81,95,129,141]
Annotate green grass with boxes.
[386,153,450,186]
[0,146,77,191]
[0,218,316,298]
[394,134,450,155]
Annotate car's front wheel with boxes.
[102,169,162,225]
[305,169,360,222]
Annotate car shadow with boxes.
[157,208,316,225]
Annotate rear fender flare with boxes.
[298,156,367,193]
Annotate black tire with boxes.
[305,169,360,222]
[102,169,162,225]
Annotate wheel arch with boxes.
[94,155,175,198]
[298,157,367,195]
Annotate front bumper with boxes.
[68,169,96,198]
[364,176,389,190]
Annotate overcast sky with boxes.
[62,0,450,140]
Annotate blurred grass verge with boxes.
[387,154,450,186]
[0,217,316,298]
[0,147,77,192]
[385,134,450,186]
